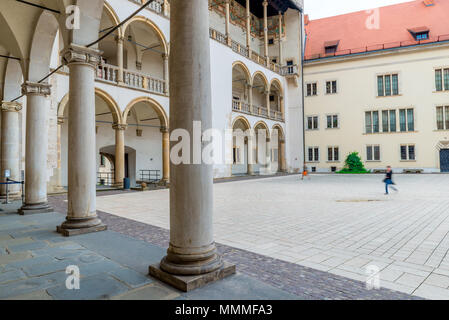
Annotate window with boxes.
[436,106,449,130]
[367,145,380,161]
[435,68,449,91]
[268,38,274,45]
[399,108,415,132]
[326,115,338,129]
[100,155,105,166]
[401,145,416,161]
[308,147,319,162]
[307,116,319,130]
[365,111,379,133]
[327,147,339,161]
[326,80,337,94]
[415,32,429,40]
[378,74,399,96]
[306,83,317,96]
[389,110,397,132]
[325,46,337,54]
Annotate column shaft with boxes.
[163,54,169,94]
[1,102,22,198]
[225,0,231,46]
[161,128,170,183]
[20,82,52,214]
[58,44,106,236]
[160,0,222,275]
[117,36,124,83]
[114,124,126,187]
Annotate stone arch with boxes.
[272,124,286,172]
[123,16,169,55]
[57,88,123,124]
[231,116,251,130]
[252,71,269,90]
[123,97,168,128]
[269,78,283,95]
[103,1,122,37]
[3,57,23,101]
[232,61,252,85]
[254,120,270,136]
[28,11,60,82]
[272,124,285,139]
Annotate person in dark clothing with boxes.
[384,166,398,195]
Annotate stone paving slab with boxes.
[94,174,449,299]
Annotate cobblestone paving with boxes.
[94,174,449,299]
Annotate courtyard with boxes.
[95,174,449,300]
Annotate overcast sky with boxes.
[304,0,413,20]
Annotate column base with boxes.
[19,203,53,215]
[149,261,236,292]
[56,216,107,237]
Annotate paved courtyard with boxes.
[95,174,449,300]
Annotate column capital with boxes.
[262,0,268,7]
[61,44,102,69]
[162,53,169,60]
[57,116,65,125]
[22,81,51,96]
[112,123,128,131]
[115,35,125,43]
[1,101,22,112]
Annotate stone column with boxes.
[265,137,272,174]
[163,0,169,16]
[247,129,255,175]
[163,53,169,94]
[248,84,253,114]
[265,90,271,117]
[280,138,285,172]
[1,102,22,199]
[113,124,127,188]
[262,0,269,64]
[161,126,169,184]
[246,0,251,56]
[149,0,234,292]
[225,0,231,46]
[116,35,124,84]
[20,82,53,214]
[278,12,283,65]
[57,44,106,236]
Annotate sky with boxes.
[304,0,414,20]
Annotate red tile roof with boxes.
[304,0,449,60]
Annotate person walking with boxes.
[301,165,310,180]
[384,166,398,195]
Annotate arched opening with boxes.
[59,89,122,188]
[272,125,286,173]
[252,72,268,117]
[254,121,270,175]
[232,62,251,113]
[269,79,284,120]
[231,117,252,176]
[97,4,122,68]
[123,97,169,186]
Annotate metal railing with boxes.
[139,170,161,183]
[97,172,115,187]
[305,34,449,61]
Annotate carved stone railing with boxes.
[281,65,299,76]
[128,0,168,17]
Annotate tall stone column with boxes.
[247,129,255,176]
[160,127,170,184]
[262,0,269,64]
[248,83,253,114]
[149,0,235,292]
[265,137,272,175]
[246,0,251,56]
[163,53,169,94]
[225,0,231,46]
[265,90,271,117]
[113,124,127,187]
[116,36,124,84]
[1,102,22,199]
[57,44,106,236]
[278,12,283,65]
[20,82,53,215]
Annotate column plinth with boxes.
[149,0,235,291]
[57,44,106,236]
[19,82,53,215]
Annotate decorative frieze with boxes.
[21,81,51,96]
[1,101,22,112]
[61,44,102,69]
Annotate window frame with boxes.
[306,115,319,130]
[325,80,338,95]
[435,67,449,92]
[366,145,381,161]
[400,144,416,161]
[307,146,320,162]
[377,73,400,97]
[327,146,340,162]
[306,82,318,97]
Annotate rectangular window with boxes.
[378,74,399,96]
[445,106,449,130]
[365,112,372,134]
[407,109,414,131]
[307,83,318,96]
[382,110,389,132]
[445,69,449,91]
[436,69,443,91]
[367,146,373,161]
[401,145,416,161]
[308,147,319,162]
[374,145,380,161]
[389,110,397,132]
[377,76,384,96]
[373,111,379,133]
[367,145,380,161]
[327,147,339,161]
[334,147,339,161]
[399,109,407,132]
[326,80,337,94]
[327,115,338,129]
[307,116,319,130]
[436,106,449,130]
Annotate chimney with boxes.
[304,14,310,25]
